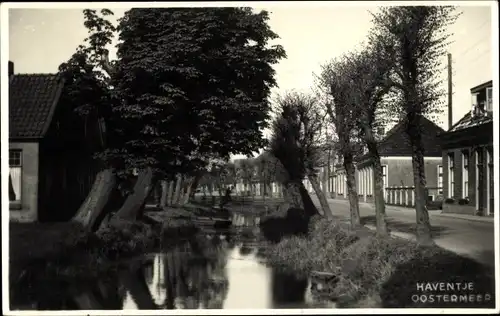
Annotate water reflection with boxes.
[11,213,336,310]
[232,212,261,227]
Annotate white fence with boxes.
[385,186,442,207]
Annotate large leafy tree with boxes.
[112,8,285,172]
[59,9,120,230]
[370,6,459,245]
[61,8,286,230]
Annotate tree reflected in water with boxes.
[136,236,230,310]
[11,235,230,311]
[11,214,330,311]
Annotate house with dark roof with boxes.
[8,61,101,222]
[438,80,494,216]
[329,116,445,208]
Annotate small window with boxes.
[463,151,469,169]
[9,150,23,206]
[448,153,454,169]
[471,93,479,107]
[382,165,388,186]
[462,151,469,198]
[486,87,493,111]
[438,165,443,194]
[9,150,22,167]
[448,153,455,198]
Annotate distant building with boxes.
[439,80,494,216]
[225,155,284,198]
[330,117,445,207]
[8,61,101,222]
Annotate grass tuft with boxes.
[264,216,495,308]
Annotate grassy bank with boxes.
[10,217,167,281]
[9,205,230,308]
[262,215,496,308]
[9,204,220,283]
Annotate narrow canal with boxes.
[11,213,337,310]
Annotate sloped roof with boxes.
[353,116,445,163]
[448,111,493,133]
[471,80,492,93]
[9,73,64,140]
[379,116,444,156]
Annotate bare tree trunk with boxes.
[190,174,202,199]
[160,180,168,207]
[283,180,320,217]
[72,169,116,232]
[281,183,290,203]
[407,119,434,245]
[72,292,103,310]
[343,154,361,229]
[172,174,183,206]
[371,156,389,235]
[153,182,161,206]
[307,173,333,218]
[181,176,195,206]
[283,181,303,209]
[364,126,388,235]
[119,269,157,309]
[321,167,329,198]
[109,167,154,225]
[167,180,175,206]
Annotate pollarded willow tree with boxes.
[370,6,460,245]
[317,60,365,228]
[338,41,396,235]
[269,91,332,218]
[62,8,286,231]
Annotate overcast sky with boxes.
[6,3,494,160]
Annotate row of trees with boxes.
[267,6,459,245]
[62,8,287,232]
[197,152,289,197]
[61,6,460,247]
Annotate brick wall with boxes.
[443,146,492,208]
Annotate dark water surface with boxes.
[11,213,336,310]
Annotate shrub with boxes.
[444,198,455,204]
[457,198,469,205]
[426,200,443,210]
[260,207,312,243]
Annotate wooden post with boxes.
[405,187,410,206]
[363,169,367,202]
[398,186,403,205]
[447,53,453,130]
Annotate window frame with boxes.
[9,150,23,209]
[462,150,469,198]
[437,165,443,195]
[382,164,388,200]
[486,87,493,111]
[448,153,455,198]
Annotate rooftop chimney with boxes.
[8,61,14,76]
